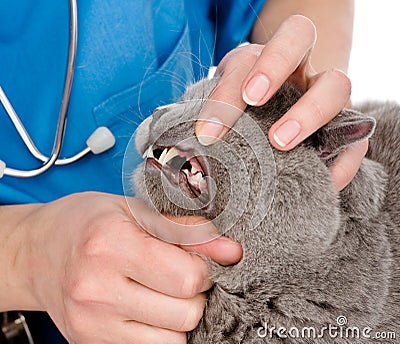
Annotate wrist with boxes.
[0,203,45,311]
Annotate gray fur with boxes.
[133,78,400,343]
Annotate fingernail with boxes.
[217,236,236,243]
[273,120,301,147]
[243,74,270,105]
[197,117,224,146]
[216,236,243,253]
[216,237,243,265]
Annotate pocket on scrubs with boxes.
[92,24,195,175]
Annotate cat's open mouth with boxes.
[143,144,212,207]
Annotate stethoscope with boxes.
[0,0,115,179]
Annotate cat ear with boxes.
[313,109,376,160]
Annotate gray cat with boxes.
[133,78,400,343]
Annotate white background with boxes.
[348,0,400,103]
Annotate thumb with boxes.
[163,214,243,265]
[180,236,243,266]
[125,198,243,264]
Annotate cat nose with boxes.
[152,105,170,123]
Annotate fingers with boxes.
[64,299,190,344]
[121,321,187,344]
[115,220,213,298]
[112,200,241,298]
[127,198,242,261]
[160,212,243,266]
[129,198,220,244]
[194,46,258,145]
[64,218,207,340]
[117,278,206,332]
[195,15,317,145]
[268,68,352,150]
[330,140,368,192]
[242,15,316,106]
[57,194,216,343]
[180,236,243,266]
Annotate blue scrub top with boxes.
[0,0,265,204]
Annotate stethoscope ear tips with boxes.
[86,126,116,154]
[0,160,5,178]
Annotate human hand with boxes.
[195,15,366,191]
[24,192,242,343]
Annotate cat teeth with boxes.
[143,145,154,159]
[187,171,205,191]
[158,148,169,165]
[185,169,204,181]
[163,147,179,165]
[142,147,149,159]
[146,146,204,178]
[192,171,203,182]
[144,145,179,165]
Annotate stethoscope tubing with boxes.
[0,86,93,167]
[1,0,117,179]
[3,0,77,178]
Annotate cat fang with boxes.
[143,144,210,203]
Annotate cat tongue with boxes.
[188,156,203,173]
[187,172,207,193]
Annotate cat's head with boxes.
[132,78,375,248]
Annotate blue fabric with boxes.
[0,0,265,205]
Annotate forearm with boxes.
[0,203,43,311]
[251,0,354,73]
